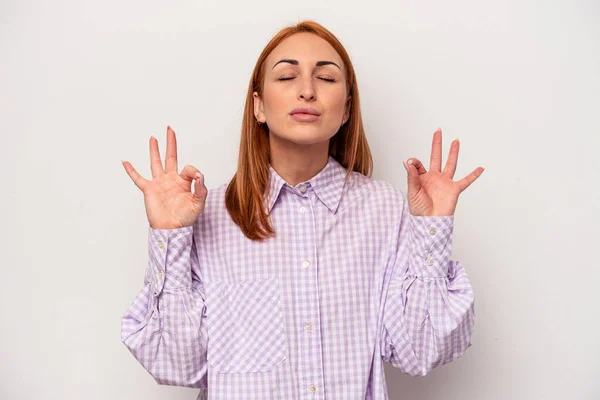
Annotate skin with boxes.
[122,34,485,227]
[254,32,485,216]
[253,32,351,188]
[121,126,208,229]
[403,129,485,216]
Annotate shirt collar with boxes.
[264,155,348,215]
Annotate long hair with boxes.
[225,20,373,241]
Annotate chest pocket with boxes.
[205,276,287,373]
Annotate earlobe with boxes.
[253,92,263,123]
[343,95,352,125]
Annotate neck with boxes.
[268,135,330,187]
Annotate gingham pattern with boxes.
[121,156,475,399]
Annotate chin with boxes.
[267,124,327,144]
[283,130,333,146]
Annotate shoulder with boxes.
[198,173,408,218]
[340,170,408,213]
[203,182,229,216]
[193,182,229,230]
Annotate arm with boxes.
[381,190,475,376]
[121,223,208,388]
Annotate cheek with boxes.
[262,87,290,114]
[327,91,348,115]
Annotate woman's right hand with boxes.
[122,126,208,230]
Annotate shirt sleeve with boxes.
[120,223,208,390]
[380,190,475,376]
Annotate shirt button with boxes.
[158,241,165,249]
[427,257,434,265]
[302,260,310,268]
[299,185,307,193]
[308,385,317,393]
[429,227,437,236]
[305,322,313,331]
[300,206,307,213]
[158,270,163,277]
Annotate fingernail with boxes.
[407,159,414,165]
[403,161,408,172]
[195,172,202,179]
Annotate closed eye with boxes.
[278,77,336,83]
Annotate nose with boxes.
[298,77,316,101]
[299,91,315,101]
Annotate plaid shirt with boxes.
[121,155,475,399]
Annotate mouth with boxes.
[289,108,321,122]
[290,113,321,122]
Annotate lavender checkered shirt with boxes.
[121,155,475,399]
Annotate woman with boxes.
[121,20,483,400]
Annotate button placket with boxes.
[298,196,320,385]
[426,226,436,266]
[158,241,165,281]
[154,238,167,295]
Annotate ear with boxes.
[253,92,265,123]
[342,95,352,125]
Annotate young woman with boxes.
[121,20,483,400]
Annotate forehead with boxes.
[267,32,344,70]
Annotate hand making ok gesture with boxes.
[403,128,485,217]
[121,126,208,229]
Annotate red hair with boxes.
[225,20,373,241]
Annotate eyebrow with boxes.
[272,59,341,70]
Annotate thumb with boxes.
[181,165,208,205]
[403,160,420,195]
[192,171,208,205]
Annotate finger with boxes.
[192,173,208,205]
[122,160,148,191]
[407,157,427,175]
[165,126,178,174]
[180,165,208,204]
[180,164,203,183]
[457,167,485,192]
[149,136,165,179]
[430,128,443,172]
[404,160,421,194]
[443,139,459,179]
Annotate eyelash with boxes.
[278,76,336,83]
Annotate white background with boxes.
[1,0,599,399]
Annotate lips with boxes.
[290,107,321,116]
[289,107,321,122]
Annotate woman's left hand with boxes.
[403,128,485,217]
